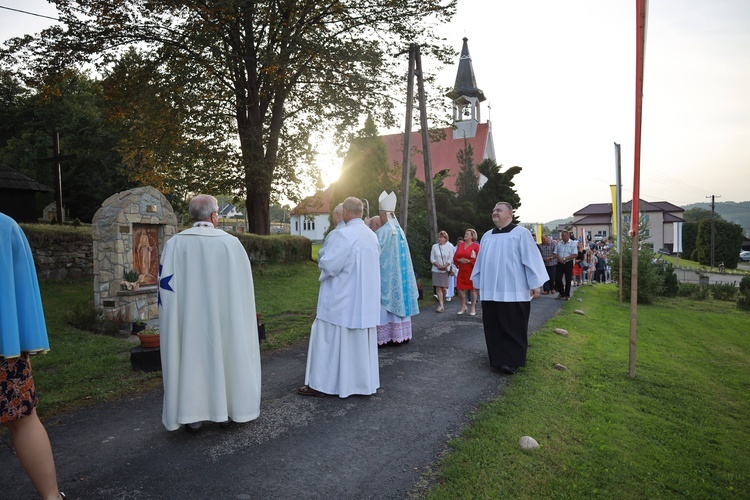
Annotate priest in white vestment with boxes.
[374,191,419,345]
[298,197,381,398]
[470,202,548,375]
[159,195,261,431]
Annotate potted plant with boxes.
[131,318,146,334]
[137,328,160,348]
[121,268,140,291]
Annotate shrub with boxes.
[691,285,710,301]
[709,282,738,301]
[610,246,664,304]
[739,276,750,295]
[655,263,679,297]
[737,291,750,311]
[678,283,699,297]
[65,300,125,335]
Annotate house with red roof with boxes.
[290,37,495,241]
[571,199,685,253]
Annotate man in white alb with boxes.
[298,197,381,397]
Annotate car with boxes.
[740,251,750,262]
[657,248,670,255]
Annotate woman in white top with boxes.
[430,230,454,312]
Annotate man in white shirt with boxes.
[470,202,548,374]
[553,230,578,300]
[298,197,381,397]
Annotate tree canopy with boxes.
[4,0,457,233]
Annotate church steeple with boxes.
[446,37,486,139]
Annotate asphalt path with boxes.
[1,292,567,500]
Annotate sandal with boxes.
[457,308,467,315]
[436,306,444,313]
[297,385,326,397]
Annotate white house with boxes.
[289,186,334,242]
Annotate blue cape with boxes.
[0,212,50,358]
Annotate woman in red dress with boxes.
[453,228,480,316]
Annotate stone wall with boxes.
[21,225,94,280]
[32,239,93,280]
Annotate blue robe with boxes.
[0,212,50,358]
[375,217,419,318]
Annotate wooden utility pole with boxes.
[398,44,437,244]
[37,131,75,225]
[707,194,720,269]
[399,45,416,232]
[414,45,438,245]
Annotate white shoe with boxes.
[446,297,452,302]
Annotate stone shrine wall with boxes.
[92,187,178,322]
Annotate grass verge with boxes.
[428,284,750,498]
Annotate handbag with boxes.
[439,245,455,276]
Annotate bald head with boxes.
[342,197,363,222]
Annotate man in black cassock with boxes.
[470,202,548,374]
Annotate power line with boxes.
[0,5,59,21]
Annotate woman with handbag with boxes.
[430,230,454,312]
[453,228,480,315]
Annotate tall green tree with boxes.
[473,158,522,236]
[332,115,396,216]
[455,138,477,202]
[7,0,457,234]
[695,218,744,268]
[0,69,131,220]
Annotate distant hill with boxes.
[681,201,750,234]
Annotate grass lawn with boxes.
[428,284,750,498]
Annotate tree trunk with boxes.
[246,186,271,235]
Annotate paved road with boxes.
[1,293,567,499]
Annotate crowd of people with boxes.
[2,193,614,497]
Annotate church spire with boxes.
[446,37,486,139]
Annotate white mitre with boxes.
[378,191,397,212]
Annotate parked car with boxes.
[740,251,750,262]
[657,248,670,255]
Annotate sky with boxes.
[2,0,749,224]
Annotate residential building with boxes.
[572,199,685,253]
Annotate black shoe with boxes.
[186,422,203,433]
[498,364,518,375]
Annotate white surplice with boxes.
[471,225,548,302]
[158,226,261,431]
[304,218,381,397]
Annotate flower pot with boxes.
[137,333,160,348]
[132,322,146,334]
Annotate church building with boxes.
[291,37,496,241]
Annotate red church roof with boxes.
[380,123,491,191]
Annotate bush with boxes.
[709,282,738,301]
[655,263,679,297]
[677,283,698,297]
[65,300,124,335]
[610,246,664,304]
[737,291,750,311]
[678,283,709,300]
[739,276,750,295]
